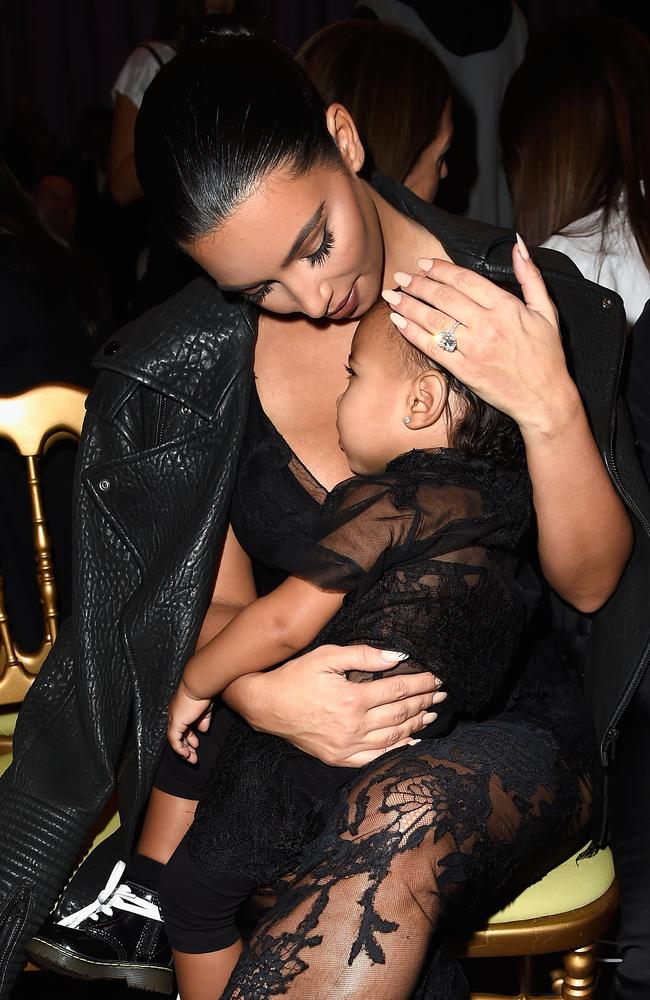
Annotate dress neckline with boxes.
[252,383,331,497]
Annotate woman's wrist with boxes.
[518,378,583,441]
[222,671,268,731]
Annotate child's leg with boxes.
[128,706,238,880]
[158,835,256,1000]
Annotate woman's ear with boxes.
[405,372,449,429]
[325,103,365,174]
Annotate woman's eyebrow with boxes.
[282,201,325,266]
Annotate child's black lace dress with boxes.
[192,391,601,1000]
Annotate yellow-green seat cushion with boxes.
[489,847,615,924]
[0,708,19,739]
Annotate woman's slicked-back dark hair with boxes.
[135,17,340,245]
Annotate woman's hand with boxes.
[383,239,580,436]
[167,679,213,764]
[222,644,445,767]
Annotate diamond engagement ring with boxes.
[434,320,460,352]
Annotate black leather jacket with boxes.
[0,177,648,994]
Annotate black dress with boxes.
[189,390,601,999]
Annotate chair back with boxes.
[0,383,87,710]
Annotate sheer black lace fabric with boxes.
[203,390,603,1000]
[275,447,532,713]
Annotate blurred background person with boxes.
[501,15,650,328]
[33,174,77,247]
[298,18,452,204]
[353,0,527,225]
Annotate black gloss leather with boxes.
[0,176,648,995]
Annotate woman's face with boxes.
[404,99,453,204]
[185,161,385,320]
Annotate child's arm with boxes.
[167,576,344,757]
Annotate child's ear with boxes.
[405,372,448,429]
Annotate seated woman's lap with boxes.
[220,688,600,1000]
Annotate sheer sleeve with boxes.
[274,450,530,601]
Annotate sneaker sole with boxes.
[26,938,174,994]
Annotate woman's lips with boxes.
[328,280,360,320]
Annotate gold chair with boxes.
[0,383,88,752]
[459,846,617,999]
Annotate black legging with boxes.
[609,663,650,999]
[154,681,599,999]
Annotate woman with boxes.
[298,19,452,204]
[501,15,650,327]
[2,22,646,1000]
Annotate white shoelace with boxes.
[57,860,162,929]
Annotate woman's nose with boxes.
[291,279,332,319]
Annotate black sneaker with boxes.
[25,861,174,995]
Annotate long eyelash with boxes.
[307,228,335,267]
[344,364,354,376]
[241,281,274,306]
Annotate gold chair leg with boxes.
[560,944,596,1000]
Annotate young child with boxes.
[160,299,531,998]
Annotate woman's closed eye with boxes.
[344,364,355,378]
[305,227,334,267]
[239,227,334,305]
[241,281,274,306]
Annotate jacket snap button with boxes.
[104,341,120,355]
[98,478,111,492]
[601,297,613,310]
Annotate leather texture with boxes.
[0,277,254,994]
[0,175,648,995]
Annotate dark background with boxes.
[1,0,649,151]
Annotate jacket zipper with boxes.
[155,396,168,447]
[599,332,650,765]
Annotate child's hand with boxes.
[167,679,212,763]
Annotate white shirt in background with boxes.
[542,204,650,328]
[112,41,175,110]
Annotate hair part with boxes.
[298,19,451,184]
[135,19,341,245]
[501,15,650,268]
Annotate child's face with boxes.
[336,315,414,474]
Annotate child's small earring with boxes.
[403,416,412,425]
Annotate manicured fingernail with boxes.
[417,258,433,271]
[515,232,530,261]
[408,738,422,746]
[381,649,409,661]
[381,288,402,305]
[422,712,438,725]
[390,311,407,329]
[393,271,412,287]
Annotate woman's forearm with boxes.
[523,383,633,612]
